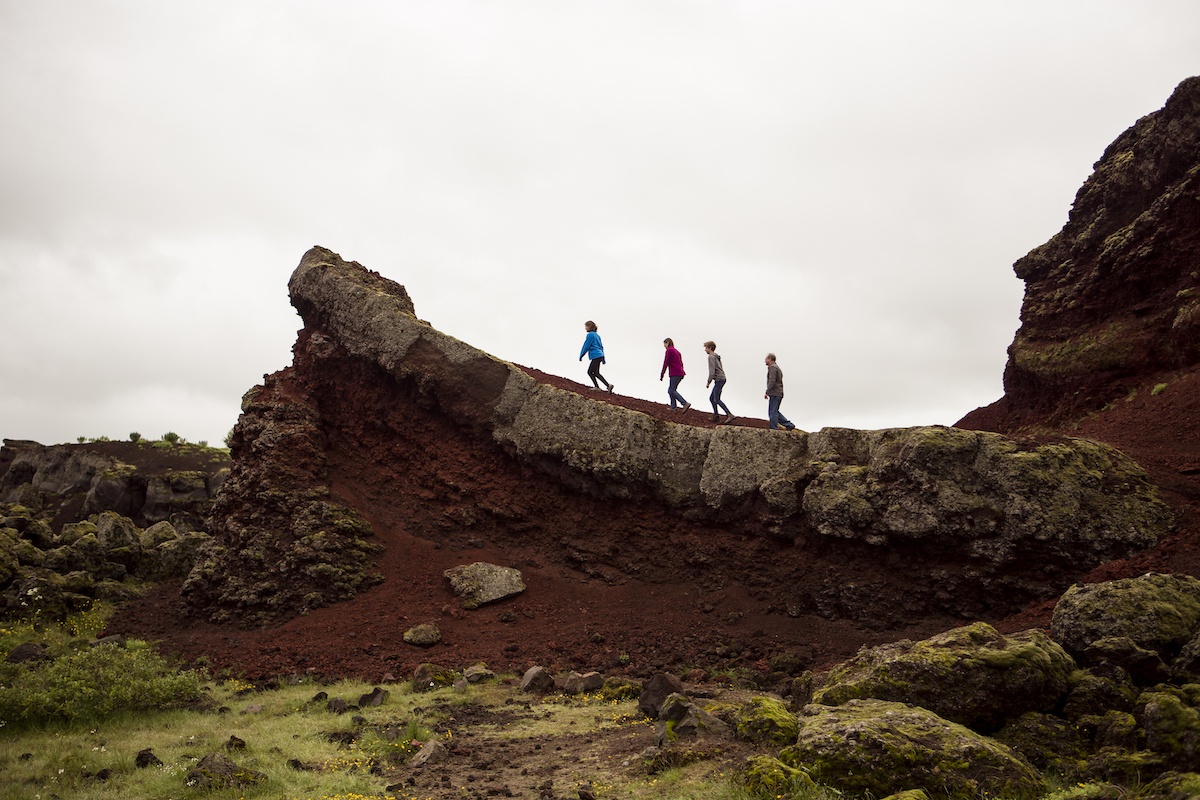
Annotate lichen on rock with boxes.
[813,622,1076,733]
[781,699,1044,800]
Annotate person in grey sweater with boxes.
[764,353,796,431]
[704,341,735,424]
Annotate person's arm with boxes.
[580,334,590,361]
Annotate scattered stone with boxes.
[89,634,126,648]
[464,663,496,684]
[444,562,526,609]
[411,738,448,768]
[135,748,162,768]
[519,665,555,694]
[412,662,459,693]
[638,672,683,719]
[6,641,49,663]
[555,670,604,695]
[358,686,388,707]
[326,697,351,714]
[224,735,246,751]
[403,623,441,647]
[184,752,266,790]
[240,703,265,715]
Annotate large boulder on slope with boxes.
[443,562,525,609]
[813,622,1076,733]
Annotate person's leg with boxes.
[767,395,781,429]
[777,399,795,430]
[712,380,730,415]
[668,375,687,408]
[589,358,611,390]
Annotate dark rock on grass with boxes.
[184,752,266,790]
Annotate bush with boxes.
[0,642,203,728]
[129,432,142,442]
[161,432,180,445]
[1152,383,1168,396]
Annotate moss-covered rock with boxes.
[801,427,1170,569]
[1139,770,1200,799]
[992,711,1089,778]
[733,696,799,746]
[1052,573,1200,661]
[1082,636,1170,686]
[1076,709,1141,750]
[1138,689,1200,770]
[1084,746,1168,784]
[1062,667,1138,722]
[411,663,458,693]
[813,622,1075,732]
[740,755,816,798]
[0,530,19,588]
[93,510,141,552]
[781,699,1044,800]
[136,531,208,581]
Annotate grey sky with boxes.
[3,1,1198,446]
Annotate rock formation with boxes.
[0,439,226,620]
[962,76,1200,430]
[181,247,1172,627]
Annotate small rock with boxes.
[403,623,441,647]
[135,748,162,768]
[358,687,389,707]
[519,665,555,694]
[411,738,448,767]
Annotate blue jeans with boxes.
[667,375,687,408]
[767,395,793,430]
[709,380,730,415]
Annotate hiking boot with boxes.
[608,384,614,393]
[723,415,737,425]
[681,403,691,413]
[712,413,720,423]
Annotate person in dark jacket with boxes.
[704,341,735,424]
[579,321,613,392]
[764,352,796,431]
[660,337,690,412]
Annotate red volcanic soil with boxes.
[108,366,1200,684]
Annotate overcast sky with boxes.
[2,2,1198,447]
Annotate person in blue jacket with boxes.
[579,320,613,392]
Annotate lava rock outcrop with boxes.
[966,75,1200,430]
[181,247,1172,627]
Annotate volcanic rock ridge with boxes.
[179,247,1172,631]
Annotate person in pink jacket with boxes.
[659,337,690,412]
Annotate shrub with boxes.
[161,432,180,445]
[129,432,142,442]
[0,642,203,728]
[1151,383,1168,396]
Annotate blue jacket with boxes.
[579,331,605,361]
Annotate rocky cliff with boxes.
[181,247,1172,627]
[963,75,1200,430]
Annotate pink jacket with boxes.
[660,346,685,378]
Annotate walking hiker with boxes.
[704,341,735,424]
[660,338,690,412]
[764,352,796,431]
[579,321,613,392]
